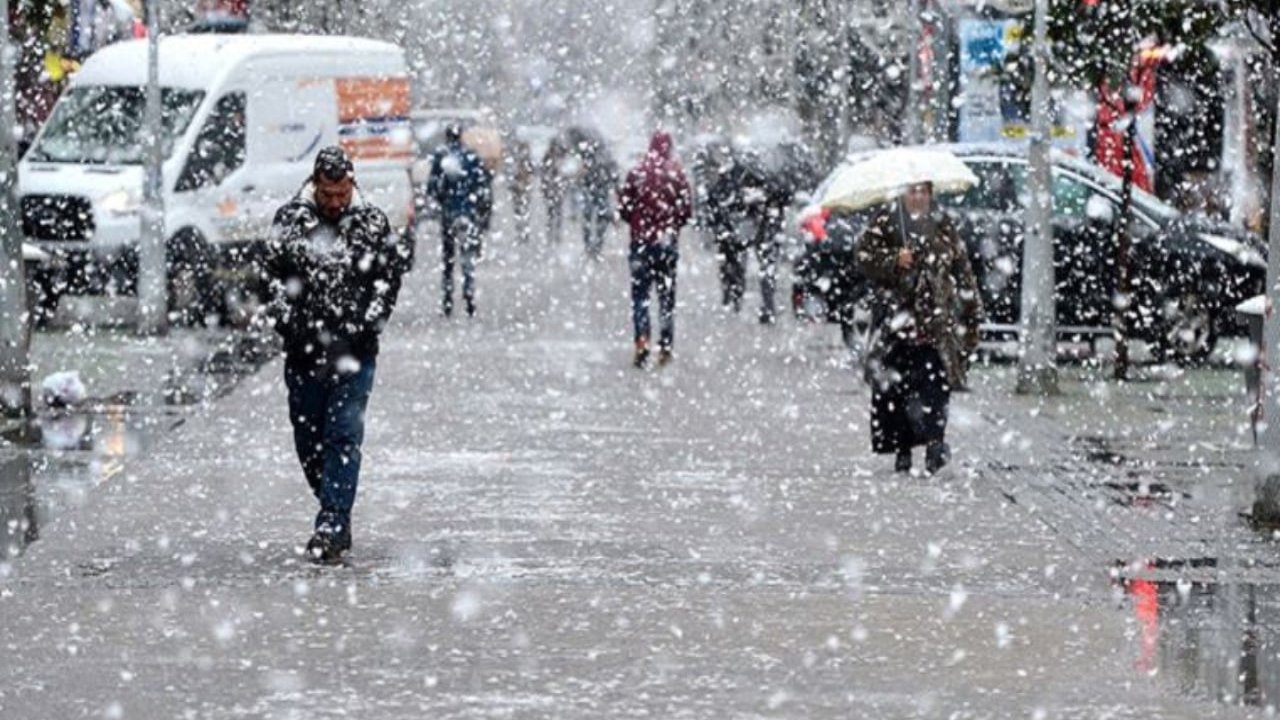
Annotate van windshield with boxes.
[26,86,205,165]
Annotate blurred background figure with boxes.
[540,136,569,246]
[506,138,535,245]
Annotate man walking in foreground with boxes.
[427,124,493,317]
[265,147,408,562]
[618,131,693,368]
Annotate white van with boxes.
[18,33,414,319]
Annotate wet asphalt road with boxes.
[0,221,1274,718]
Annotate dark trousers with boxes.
[512,187,532,245]
[441,216,480,314]
[582,196,610,259]
[871,343,950,454]
[545,199,563,245]
[716,221,780,321]
[630,242,678,351]
[285,356,377,534]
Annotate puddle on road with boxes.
[0,409,160,559]
[0,331,275,560]
[1119,566,1280,709]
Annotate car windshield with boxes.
[27,86,205,165]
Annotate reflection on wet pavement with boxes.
[0,409,151,559]
[1122,569,1280,708]
[0,331,275,560]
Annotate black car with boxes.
[794,144,1265,364]
[792,206,874,350]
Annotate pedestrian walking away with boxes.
[618,131,693,368]
[739,154,791,326]
[541,136,569,246]
[856,182,983,475]
[426,124,494,317]
[507,139,535,246]
[263,146,409,563]
[702,144,748,313]
[579,140,618,260]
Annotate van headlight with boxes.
[98,189,140,216]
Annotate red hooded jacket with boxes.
[618,132,693,244]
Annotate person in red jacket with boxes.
[618,131,693,368]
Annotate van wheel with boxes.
[167,229,220,327]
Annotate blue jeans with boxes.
[442,216,480,314]
[284,356,377,535]
[630,242,678,351]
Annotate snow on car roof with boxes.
[73,34,405,90]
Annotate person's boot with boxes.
[633,337,650,369]
[306,523,350,564]
[895,450,912,474]
[658,348,674,367]
[925,442,950,475]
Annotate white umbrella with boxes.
[819,147,980,212]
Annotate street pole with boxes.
[1253,71,1280,524]
[136,0,167,336]
[0,0,32,419]
[1260,81,1280,451]
[1016,0,1058,395]
[904,0,922,144]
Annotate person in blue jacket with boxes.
[426,124,493,317]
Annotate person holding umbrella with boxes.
[841,150,983,475]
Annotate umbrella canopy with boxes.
[462,126,503,172]
[819,147,980,212]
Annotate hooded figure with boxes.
[618,131,693,367]
[265,146,409,562]
[856,182,983,475]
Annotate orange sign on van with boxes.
[336,76,413,161]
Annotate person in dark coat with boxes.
[618,131,693,368]
[541,137,569,245]
[737,152,790,325]
[426,124,493,317]
[856,182,983,475]
[702,144,748,312]
[264,146,409,562]
[579,139,618,260]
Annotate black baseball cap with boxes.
[314,146,354,181]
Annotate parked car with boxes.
[19,34,414,324]
[795,143,1265,364]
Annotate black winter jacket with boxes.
[265,185,409,365]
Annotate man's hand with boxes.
[896,248,914,271]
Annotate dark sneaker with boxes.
[895,450,912,474]
[466,301,477,318]
[657,349,673,367]
[925,442,950,475]
[306,527,350,564]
